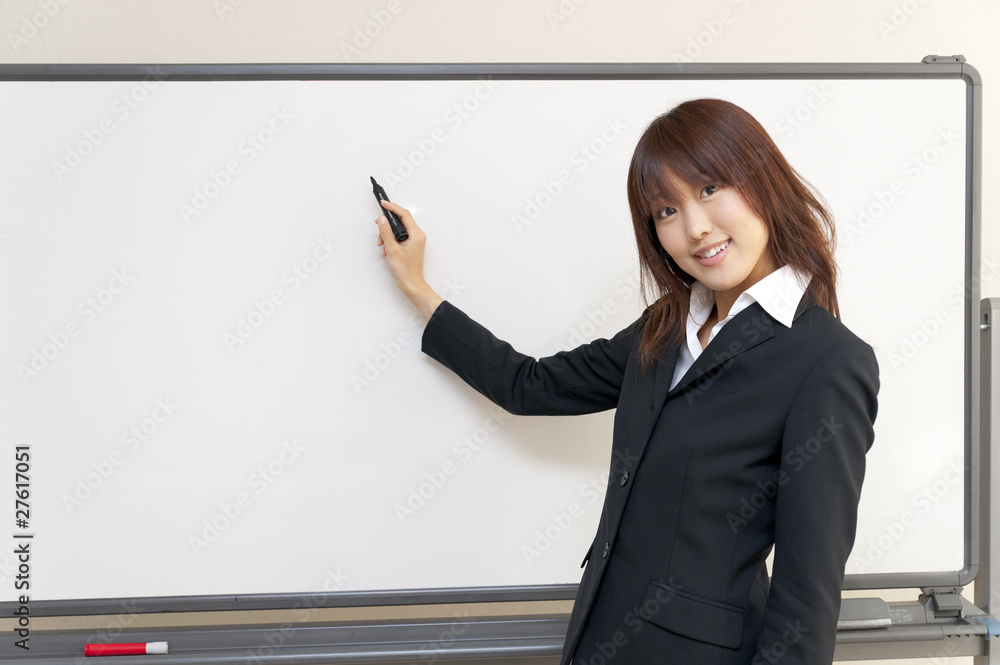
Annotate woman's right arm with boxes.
[374,201,644,416]
[422,300,645,416]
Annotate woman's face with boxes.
[652,179,776,307]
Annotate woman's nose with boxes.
[686,205,712,241]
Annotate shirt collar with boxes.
[688,265,812,329]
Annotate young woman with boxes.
[374,98,879,665]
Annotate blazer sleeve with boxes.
[753,336,879,664]
[420,299,646,416]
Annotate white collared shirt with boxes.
[669,265,812,390]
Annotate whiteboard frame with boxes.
[0,58,982,616]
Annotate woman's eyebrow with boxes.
[648,197,671,211]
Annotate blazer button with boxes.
[619,471,629,486]
[602,542,610,558]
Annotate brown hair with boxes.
[626,98,839,370]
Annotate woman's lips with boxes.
[694,239,731,266]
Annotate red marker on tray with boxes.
[85,642,168,656]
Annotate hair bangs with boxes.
[630,119,732,222]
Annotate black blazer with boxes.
[421,293,879,665]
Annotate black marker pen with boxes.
[370,176,409,242]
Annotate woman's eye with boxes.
[702,184,719,197]
[654,206,676,221]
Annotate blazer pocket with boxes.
[641,580,745,649]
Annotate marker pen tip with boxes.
[370,176,377,186]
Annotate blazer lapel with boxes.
[652,343,680,413]
[623,296,819,476]
[666,301,776,398]
[614,341,677,473]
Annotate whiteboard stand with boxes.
[833,298,1000,662]
[974,298,1000,664]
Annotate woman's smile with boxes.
[693,238,731,265]
[653,182,775,316]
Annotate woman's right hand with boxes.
[375,200,444,321]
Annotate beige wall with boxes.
[1,1,997,663]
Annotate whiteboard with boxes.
[0,72,970,603]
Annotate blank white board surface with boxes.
[0,74,968,602]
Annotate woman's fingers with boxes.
[374,216,386,255]
[371,202,442,319]
[374,213,398,249]
[373,203,428,295]
[380,200,424,239]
